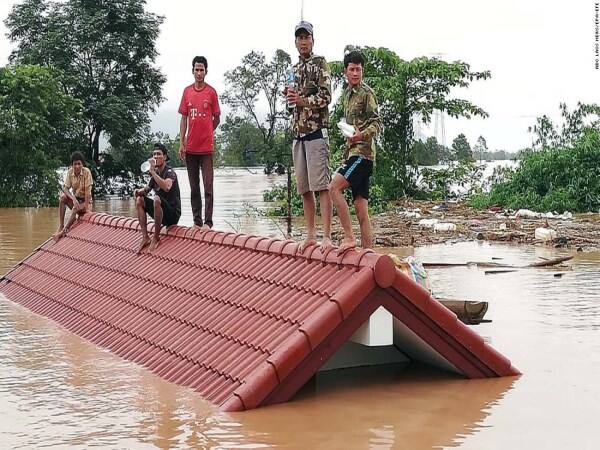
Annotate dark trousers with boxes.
[186,153,214,228]
[143,196,180,226]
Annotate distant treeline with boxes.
[412,135,515,166]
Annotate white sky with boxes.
[1,0,599,151]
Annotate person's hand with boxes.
[349,129,363,144]
[178,144,186,162]
[148,157,156,173]
[134,188,145,198]
[286,89,303,107]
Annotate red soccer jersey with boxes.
[178,83,221,154]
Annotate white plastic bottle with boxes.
[534,227,557,241]
[434,223,457,232]
[285,69,296,109]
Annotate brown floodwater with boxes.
[1,168,599,449]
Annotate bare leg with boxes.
[329,174,356,254]
[354,196,373,249]
[62,205,82,235]
[57,194,67,230]
[318,189,333,250]
[149,196,162,252]
[54,194,69,241]
[136,195,150,253]
[299,191,318,252]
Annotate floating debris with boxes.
[307,200,600,251]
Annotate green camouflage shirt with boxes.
[343,82,382,160]
[291,54,331,137]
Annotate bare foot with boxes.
[298,237,318,253]
[201,224,211,231]
[337,239,357,256]
[53,229,65,242]
[148,237,160,252]
[320,237,333,253]
[136,236,151,254]
[192,223,203,230]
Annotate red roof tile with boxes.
[0,213,519,411]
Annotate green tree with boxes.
[413,136,444,166]
[528,115,559,151]
[330,46,490,198]
[0,65,83,206]
[558,102,600,146]
[5,0,166,166]
[222,50,292,170]
[528,102,600,151]
[218,115,269,166]
[473,135,488,161]
[451,133,474,161]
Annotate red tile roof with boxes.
[0,213,519,411]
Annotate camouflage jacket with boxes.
[291,54,331,137]
[343,82,382,160]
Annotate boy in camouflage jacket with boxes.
[285,21,333,252]
[329,51,382,252]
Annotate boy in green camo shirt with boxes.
[329,50,382,253]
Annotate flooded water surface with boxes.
[1,168,599,449]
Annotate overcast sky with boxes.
[1,0,599,151]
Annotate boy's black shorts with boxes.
[143,196,180,226]
[336,155,373,200]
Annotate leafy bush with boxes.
[469,130,600,212]
[263,179,304,217]
[367,183,389,214]
[263,176,390,217]
[416,160,484,200]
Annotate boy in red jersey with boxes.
[178,56,221,229]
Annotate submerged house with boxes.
[0,213,519,411]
